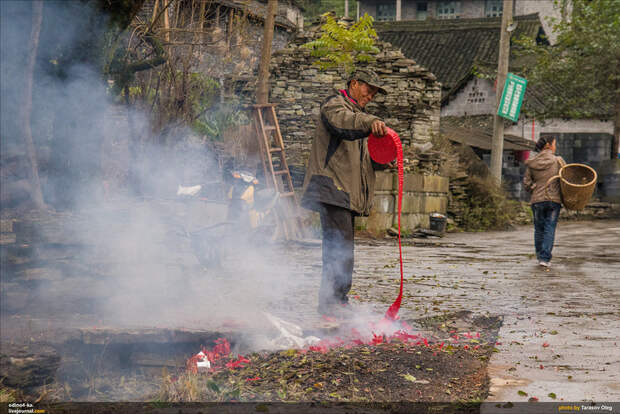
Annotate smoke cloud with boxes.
[0,1,325,344]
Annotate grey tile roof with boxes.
[376,14,542,94]
[441,115,536,151]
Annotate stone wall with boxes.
[356,171,449,233]
[268,27,442,167]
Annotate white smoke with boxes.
[0,1,314,338]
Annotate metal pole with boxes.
[490,0,513,184]
[345,0,349,18]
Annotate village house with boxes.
[357,0,563,43]
[375,12,616,200]
[138,0,304,83]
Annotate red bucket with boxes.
[368,127,400,164]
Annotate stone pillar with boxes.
[396,0,401,21]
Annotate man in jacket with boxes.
[301,68,389,316]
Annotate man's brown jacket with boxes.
[302,90,381,215]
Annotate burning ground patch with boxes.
[157,341,492,402]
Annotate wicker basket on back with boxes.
[546,163,597,210]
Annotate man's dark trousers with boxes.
[318,203,354,311]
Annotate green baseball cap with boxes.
[349,68,387,95]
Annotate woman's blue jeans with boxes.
[531,201,562,262]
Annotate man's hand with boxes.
[371,120,387,137]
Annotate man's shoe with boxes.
[538,261,551,268]
[319,302,355,319]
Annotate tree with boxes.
[256,0,278,104]
[516,0,620,159]
[22,1,46,209]
[302,12,379,75]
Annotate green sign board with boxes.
[497,73,527,122]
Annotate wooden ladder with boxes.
[252,104,303,240]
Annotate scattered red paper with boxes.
[187,337,251,373]
[226,355,250,369]
[369,334,383,345]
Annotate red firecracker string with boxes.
[384,132,404,321]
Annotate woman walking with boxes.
[523,136,565,268]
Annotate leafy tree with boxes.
[302,12,379,75]
[515,0,620,158]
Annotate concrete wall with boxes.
[506,118,615,143]
[356,171,450,233]
[441,77,496,116]
[515,0,563,44]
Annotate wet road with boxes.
[2,213,618,403]
[287,219,620,403]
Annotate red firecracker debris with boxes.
[226,355,250,369]
[187,337,251,373]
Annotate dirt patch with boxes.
[157,341,492,403]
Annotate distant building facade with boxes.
[358,0,562,42]
[375,12,615,200]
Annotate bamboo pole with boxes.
[163,0,170,42]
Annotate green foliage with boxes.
[302,13,379,74]
[193,103,249,142]
[188,73,220,119]
[514,0,620,120]
[460,176,521,232]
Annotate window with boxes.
[416,2,428,20]
[437,1,461,19]
[377,2,396,21]
[485,0,503,17]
